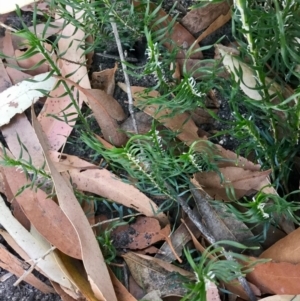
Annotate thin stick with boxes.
[0,22,17,32]
[110,17,139,135]
[91,213,142,228]
[14,246,56,286]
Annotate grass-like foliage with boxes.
[182,241,267,301]
[82,123,220,210]
[226,0,300,191]
[1,0,300,299]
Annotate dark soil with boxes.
[0,2,236,300]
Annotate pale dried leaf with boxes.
[0,0,37,13]
[0,72,56,127]
[206,281,221,301]
[0,195,74,290]
[38,8,90,151]
[1,153,82,259]
[32,110,117,301]
[260,296,300,301]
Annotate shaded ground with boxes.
[0,2,236,300]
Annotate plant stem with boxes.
[110,16,139,135]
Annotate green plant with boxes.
[182,241,267,301]
[81,122,221,210]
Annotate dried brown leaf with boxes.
[195,9,231,44]
[133,1,203,59]
[55,76,127,147]
[155,210,201,263]
[15,49,49,76]
[0,154,82,259]
[259,228,300,264]
[91,63,117,95]
[38,9,90,151]
[123,252,193,296]
[32,110,117,301]
[182,2,231,34]
[112,217,170,250]
[109,267,138,301]
[118,83,265,173]
[51,281,78,301]
[67,168,168,225]
[246,260,300,294]
[194,167,271,201]
[191,178,258,250]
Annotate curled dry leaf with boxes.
[56,76,127,147]
[181,1,231,34]
[112,216,170,249]
[91,63,118,95]
[0,244,55,294]
[15,48,49,76]
[217,44,293,104]
[57,252,103,301]
[32,109,117,301]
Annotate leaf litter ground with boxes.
[0,1,288,300]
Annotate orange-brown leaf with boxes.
[260,227,300,264]
[247,260,300,294]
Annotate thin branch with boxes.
[14,246,56,287]
[0,22,17,32]
[110,16,139,135]
[91,213,142,228]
